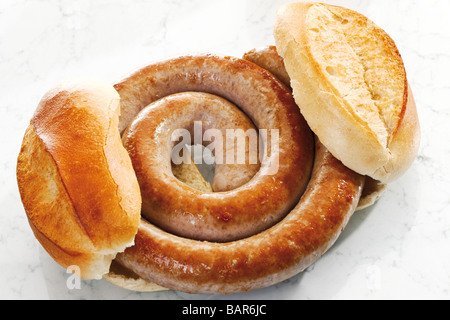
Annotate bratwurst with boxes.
[113,54,364,294]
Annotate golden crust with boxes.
[274,2,420,183]
[17,80,141,279]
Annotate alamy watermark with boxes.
[66,265,81,290]
[171,121,280,175]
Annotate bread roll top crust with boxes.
[274,2,420,182]
[17,80,141,279]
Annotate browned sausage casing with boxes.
[114,53,364,294]
[116,138,363,294]
[119,55,314,242]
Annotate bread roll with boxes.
[171,152,213,193]
[16,80,141,280]
[104,261,168,292]
[274,2,420,183]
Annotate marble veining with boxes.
[0,0,449,299]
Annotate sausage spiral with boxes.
[113,53,364,294]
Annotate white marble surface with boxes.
[1,0,449,300]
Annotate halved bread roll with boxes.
[17,80,142,280]
[274,2,420,183]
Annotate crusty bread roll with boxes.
[16,80,142,280]
[356,177,387,211]
[274,2,420,183]
[104,261,168,292]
